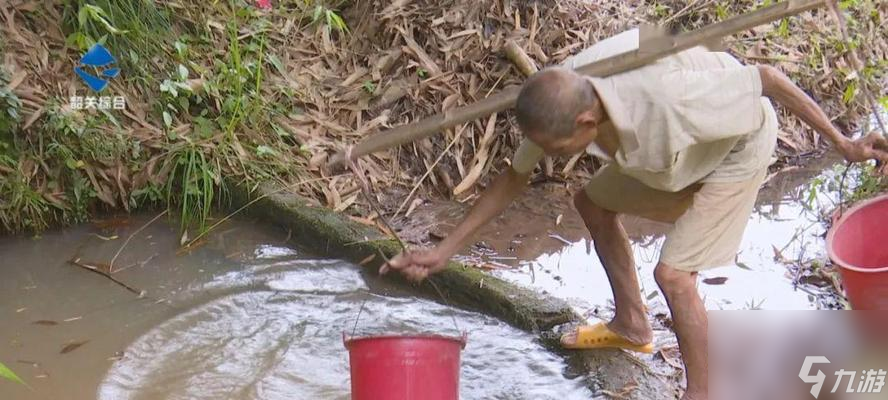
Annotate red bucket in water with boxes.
[344,333,467,400]
[827,193,888,310]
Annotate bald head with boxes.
[515,68,599,139]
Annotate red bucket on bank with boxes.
[344,333,467,400]
[827,193,888,310]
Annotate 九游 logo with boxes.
[799,356,886,398]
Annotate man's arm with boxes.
[437,168,530,256]
[380,167,531,281]
[757,65,888,164]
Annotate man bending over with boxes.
[381,29,888,399]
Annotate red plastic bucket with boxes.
[344,333,467,400]
[826,193,888,310]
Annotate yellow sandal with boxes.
[560,322,654,353]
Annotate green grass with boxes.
[0,70,21,158]
[0,361,25,386]
[165,143,224,237]
[62,0,173,82]
[805,162,887,213]
[0,155,55,232]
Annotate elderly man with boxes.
[382,29,888,399]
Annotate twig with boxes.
[68,258,144,296]
[346,149,406,250]
[111,254,158,274]
[109,210,168,273]
[395,125,464,216]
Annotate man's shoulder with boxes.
[561,29,639,69]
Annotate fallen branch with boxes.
[109,210,168,272]
[395,125,465,216]
[331,0,827,165]
[68,258,144,296]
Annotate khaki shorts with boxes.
[583,165,767,272]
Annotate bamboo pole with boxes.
[332,0,826,165]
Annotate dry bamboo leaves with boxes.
[1,0,880,226]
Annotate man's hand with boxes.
[838,132,888,174]
[380,248,448,282]
[758,65,888,174]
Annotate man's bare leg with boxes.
[655,262,707,400]
[565,191,652,345]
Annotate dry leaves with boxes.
[1,0,882,230]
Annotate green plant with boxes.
[804,162,887,213]
[0,156,55,232]
[714,2,729,20]
[362,80,376,94]
[0,82,21,158]
[63,1,172,81]
[312,5,349,32]
[159,63,203,130]
[1,69,22,147]
[0,361,25,386]
[165,144,223,236]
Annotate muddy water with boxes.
[1,216,593,399]
[421,155,848,317]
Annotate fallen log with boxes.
[330,0,827,165]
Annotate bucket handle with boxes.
[343,331,469,349]
[349,280,463,339]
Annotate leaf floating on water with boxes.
[646,291,660,301]
[736,261,752,271]
[32,320,58,326]
[0,361,26,385]
[60,340,89,354]
[703,277,729,285]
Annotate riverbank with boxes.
[1,0,885,235]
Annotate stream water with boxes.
[0,215,593,399]
[0,154,868,399]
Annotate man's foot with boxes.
[560,322,654,353]
[606,317,653,345]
